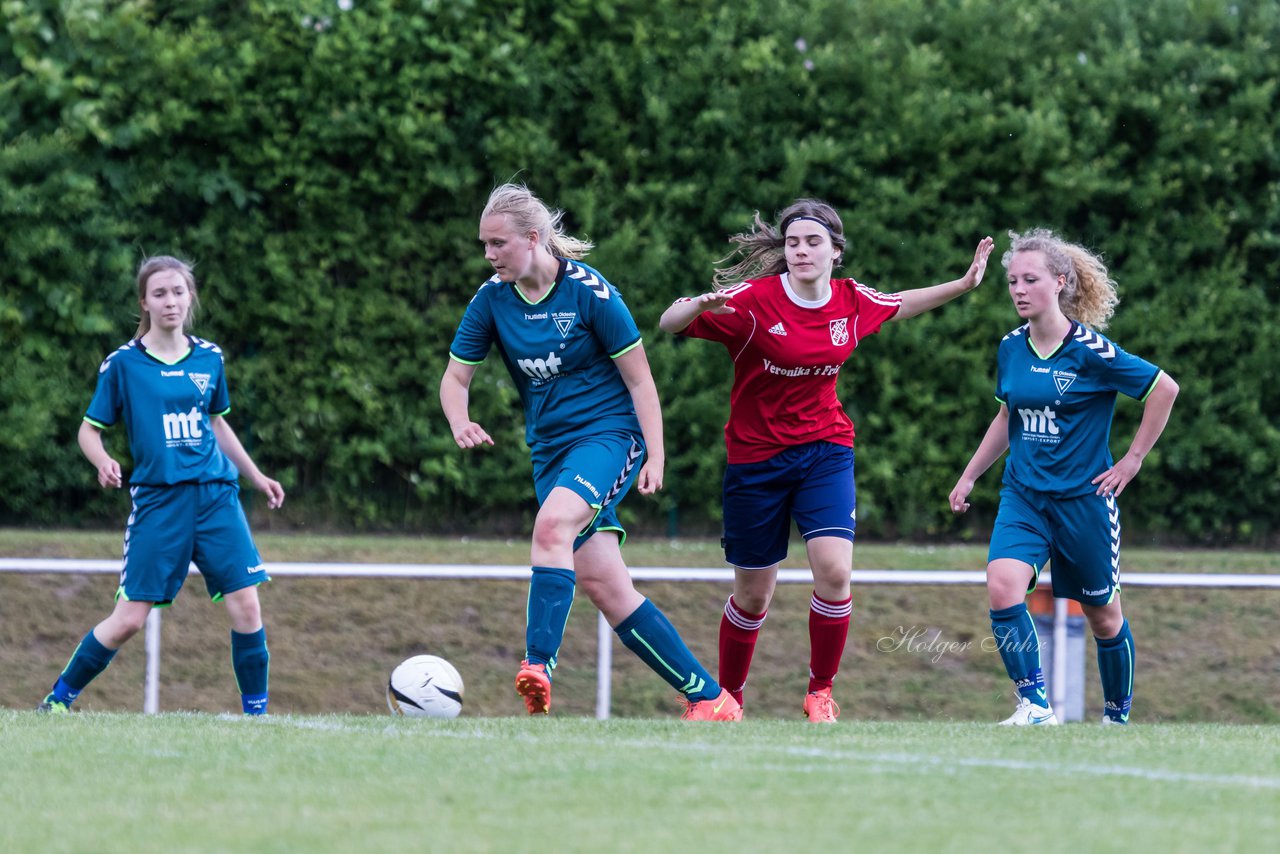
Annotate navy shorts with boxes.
[119,481,267,604]
[722,441,856,569]
[987,484,1121,606]
[531,430,644,551]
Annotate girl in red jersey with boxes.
[659,199,992,721]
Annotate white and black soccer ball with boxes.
[387,654,464,719]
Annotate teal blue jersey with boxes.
[85,337,240,485]
[449,259,643,449]
[996,323,1160,497]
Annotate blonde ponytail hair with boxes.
[481,183,593,260]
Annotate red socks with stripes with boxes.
[718,595,766,706]
[808,592,852,693]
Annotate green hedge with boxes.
[2,0,1277,543]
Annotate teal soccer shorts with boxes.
[988,484,1121,606]
[530,430,644,551]
[119,481,267,604]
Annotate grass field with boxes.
[3,712,1276,853]
[2,530,1277,723]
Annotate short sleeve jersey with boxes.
[85,337,240,485]
[996,322,1161,497]
[680,273,902,464]
[449,259,643,449]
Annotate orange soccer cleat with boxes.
[515,660,552,715]
[681,688,743,722]
[803,687,841,723]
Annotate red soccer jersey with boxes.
[681,273,902,463]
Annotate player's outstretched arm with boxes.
[658,292,735,334]
[78,421,122,489]
[440,358,494,450]
[614,343,664,495]
[894,236,994,322]
[211,416,285,508]
[949,404,1010,514]
[1092,371,1180,497]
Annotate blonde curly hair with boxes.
[1002,228,1119,330]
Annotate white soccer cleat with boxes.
[1100,715,1128,726]
[999,696,1059,726]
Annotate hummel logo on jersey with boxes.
[188,372,211,394]
[768,322,787,336]
[1018,406,1060,439]
[517,351,563,381]
[160,369,185,377]
[162,407,204,441]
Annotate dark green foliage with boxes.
[2,0,1277,542]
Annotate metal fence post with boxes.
[144,607,162,714]
[595,610,612,720]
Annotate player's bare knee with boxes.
[101,610,148,644]
[530,515,577,553]
[1083,603,1124,639]
[733,587,773,614]
[986,581,1026,610]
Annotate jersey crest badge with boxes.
[1052,370,1077,394]
[829,318,849,346]
[189,372,212,394]
[552,312,576,337]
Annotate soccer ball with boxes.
[386,654,464,719]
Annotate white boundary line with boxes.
[258,717,1280,791]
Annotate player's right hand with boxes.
[696,292,735,315]
[948,478,973,514]
[97,458,123,489]
[453,422,494,449]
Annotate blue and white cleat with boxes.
[1100,715,1128,726]
[1000,696,1059,726]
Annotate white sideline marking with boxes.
[261,717,1280,791]
[783,747,1280,790]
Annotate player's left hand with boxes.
[256,475,286,509]
[1092,454,1142,498]
[635,459,664,495]
[964,236,995,290]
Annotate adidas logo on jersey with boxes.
[768,322,787,336]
